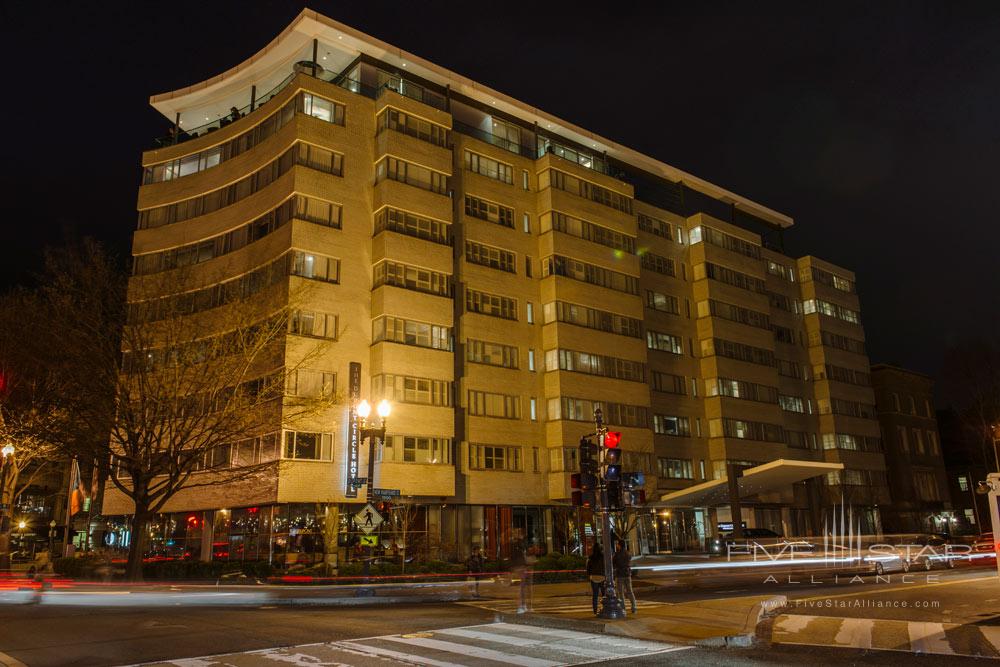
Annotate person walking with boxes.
[587,544,606,616]
[510,531,532,613]
[614,540,637,614]
[467,546,485,597]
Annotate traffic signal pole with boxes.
[594,408,626,620]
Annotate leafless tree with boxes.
[20,241,337,580]
[388,499,421,573]
[941,338,1000,471]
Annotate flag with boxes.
[69,458,87,517]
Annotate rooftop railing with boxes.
[450,120,535,158]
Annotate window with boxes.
[773,325,796,344]
[651,371,686,395]
[528,349,536,372]
[466,289,517,320]
[468,390,521,419]
[704,338,775,367]
[647,330,683,354]
[376,107,448,146]
[527,302,534,323]
[542,255,639,294]
[530,398,538,422]
[543,301,641,338]
[464,150,513,184]
[825,365,871,386]
[713,419,785,443]
[373,316,452,351]
[653,415,690,437]
[688,225,761,259]
[659,458,693,479]
[550,447,579,472]
[545,348,646,382]
[914,471,941,501]
[913,428,925,454]
[897,425,909,453]
[464,195,514,227]
[375,157,449,194]
[646,290,679,314]
[302,93,346,124]
[373,374,452,407]
[958,475,969,492]
[767,261,794,281]
[778,394,805,413]
[469,444,522,471]
[283,431,333,461]
[286,370,335,398]
[467,339,519,368]
[522,169,530,190]
[908,395,917,415]
[541,212,636,254]
[291,251,340,283]
[802,299,860,324]
[288,310,338,339]
[381,436,452,464]
[373,260,452,297]
[522,213,531,233]
[465,240,516,273]
[708,378,779,403]
[641,253,675,276]
[697,262,767,293]
[927,430,940,455]
[818,331,866,355]
[637,213,672,239]
[374,207,450,245]
[810,267,855,293]
[138,143,343,229]
[538,168,632,213]
[699,300,770,329]
[829,398,877,419]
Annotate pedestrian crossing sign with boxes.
[360,535,379,547]
[354,503,384,534]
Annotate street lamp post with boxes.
[0,444,14,567]
[49,520,57,557]
[354,399,390,597]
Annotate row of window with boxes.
[826,397,877,419]
[464,194,514,227]
[542,211,636,254]
[821,433,882,452]
[285,369,336,398]
[374,207,450,245]
[543,255,639,294]
[689,225,761,259]
[810,266,855,293]
[468,390,522,419]
[804,298,860,324]
[708,377,780,404]
[654,415,690,436]
[542,301,641,338]
[373,260,452,297]
[711,418,786,443]
[705,338,776,367]
[465,240,516,273]
[773,325,797,345]
[547,397,648,428]
[133,194,341,276]
[466,288,518,320]
[821,364,871,386]
[143,92,345,184]
[897,426,941,456]
[128,250,338,323]
[824,469,888,487]
[647,330,683,354]
[818,330,867,355]
[767,260,795,282]
[699,299,771,330]
[637,213,681,243]
[139,143,343,230]
[641,252,675,277]
[373,315,452,351]
[769,292,803,313]
[699,262,767,294]
[888,392,934,417]
[379,435,453,464]
[289,309,339,340]
[467,339,519,369]
[377,107,449,146]
[465,150,514,184]
[539,169,633,213]
[646,290,679,314]
[545,348,646,382]
[376,156,449,194]
[373,374,453,407]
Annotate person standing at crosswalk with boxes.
[614,539,637,614]
[587,544,606,615]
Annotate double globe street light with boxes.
[356,399,390,502]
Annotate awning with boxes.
[654,459,844,508]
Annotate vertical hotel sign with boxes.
[346,361,361,498]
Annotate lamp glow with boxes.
[377,399,391,419]
[17,521,26,530]
[356,400,371,420]
[1,444,13,458]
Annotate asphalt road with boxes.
[0,562,996,666]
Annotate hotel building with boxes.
[104,9,887,564]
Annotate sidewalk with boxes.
[497,593,788,647]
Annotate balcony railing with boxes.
[451,120,535,158]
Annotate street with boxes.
[1,562,997,666]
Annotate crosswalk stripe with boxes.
[980,626,1000,653]
[380,635,561,667]
[907,622,954,655]
[333,639,469,667]
[833,617,873,649]
[775,615,812,633]
[434,626,543,646]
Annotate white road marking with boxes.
[775,614,813,633]
[333,640,466,667]
[980,626,1000,654]
[434,626,542,646]
[833,617,873,649]
[907,621,953,655]
[379,635,561,667]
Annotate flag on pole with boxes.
[69,458,87,517]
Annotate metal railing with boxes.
[450,120,534,158]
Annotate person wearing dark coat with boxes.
[586,544,606,615]
[613,540,637,613]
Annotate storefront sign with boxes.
[346,361,361,498]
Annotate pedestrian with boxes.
[614,540,637,614]
[229,106,242,122]
[510,530,532,613]
[587,544,606,615]
[467,545,485,597]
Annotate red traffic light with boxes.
[604,431,621,448]
[570,473,582,489]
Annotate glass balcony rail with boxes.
[151,64,376,148]
[537,138,611,176]
[450,120,534,158]
[374,74,447,111]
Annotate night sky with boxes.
[2,1,998,391]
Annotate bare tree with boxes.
[388,500,421,573]
[25,241,336,580]
[941,338,1000,471]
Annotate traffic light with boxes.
[580,436,599,475]
[606,480,623,510]
[376,500,392,514]
[623,472,646,490]
[570,469,598,507]
[602,432,622,482]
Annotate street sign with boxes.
[372,488,400,498]
[354,503,384,534]
[359,535,379,547]
[348,477,367,486]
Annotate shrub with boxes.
[52,555,106,578]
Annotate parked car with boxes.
[709,528,816,556]
[890,534,958,571]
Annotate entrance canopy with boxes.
[654,459,843,508]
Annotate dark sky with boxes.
[2,1,998,387]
